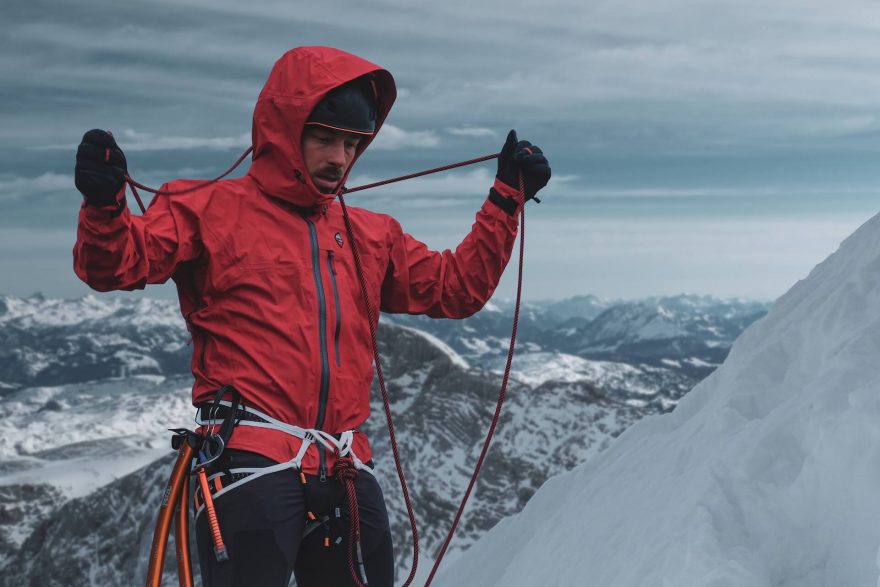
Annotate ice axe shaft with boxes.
[174,471,194,587]
[145,441,195,587]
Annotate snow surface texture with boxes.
[0,375,194,571]
[437,211,880,586]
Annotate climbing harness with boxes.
[191,399,375,508]
[142,148,528,587]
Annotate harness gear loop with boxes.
[191,386,241,561]
[198,385,243,469]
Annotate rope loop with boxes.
[333,455,359,483]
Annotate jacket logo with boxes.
[335,233,344,248]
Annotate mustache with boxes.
[316,166,344,181]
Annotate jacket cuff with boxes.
[83,187,128,218]
[487,178,521,216]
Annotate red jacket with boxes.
[74,46,522,474]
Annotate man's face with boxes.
[301,126,363,194]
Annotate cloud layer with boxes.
[2,0,880,299]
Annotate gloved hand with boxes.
[495,129,551,201]
[75,129,128,207]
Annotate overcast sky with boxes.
[3,0,880,301]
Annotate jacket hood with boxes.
[247,46,396,209]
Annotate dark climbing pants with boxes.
[195,449,395,587]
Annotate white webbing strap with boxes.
[194,462,298,518]
[308,429,372,472]
[192,401,375,516]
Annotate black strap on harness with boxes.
[197,401,267,425]
[197,385,243,466]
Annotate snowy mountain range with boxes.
[433,217,880,584]
[0,293,767,585]
[387,294,767,410]
[0,293,768,411]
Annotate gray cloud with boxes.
[37,130,253,152]
[6,0,880,154]
[3,0,880,299]
[0,173,71,202]
[446,127,498,138]
[369,124,441,150]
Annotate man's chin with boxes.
[314,178,341,194]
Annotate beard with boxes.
[313,165,343,194]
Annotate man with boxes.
[73,46,550,587]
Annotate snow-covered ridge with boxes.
[387,293,767,411]
[394,324,469,369]
[388,293,767,360]
[0,294,190,391]
[438,212,880,585]
[0,294,183,328]
[1,292,767,413]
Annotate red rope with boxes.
[123,146,254,213]
[423,174,526,586]
[338,192,421,586]
[342,154,499,194]
[123,147,496,214]
[334,457,368,587]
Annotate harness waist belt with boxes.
[192,399,373,518]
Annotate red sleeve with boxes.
[380,179,521,318]
[73,186,202,292]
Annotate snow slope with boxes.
[437,210,880,586]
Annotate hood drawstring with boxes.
[124,147,254,213]
[124,147,500,214]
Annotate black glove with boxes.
[495,129,551,201]
[75,129,128,207]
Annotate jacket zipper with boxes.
[305,217,331,482]
[327,251,342,367]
